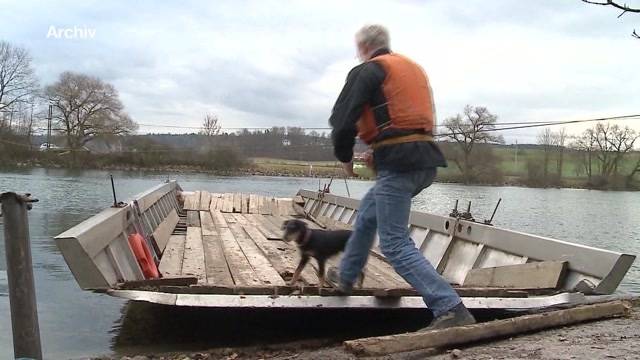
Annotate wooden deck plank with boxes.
[272,198,280,216]
[253,214,283,239]
[222,193,234,213]
[228,223,286,286]
[245,213,281,240]
[232,213,250,225]
[276,199,289,216]
[182,193,191,210]
[182,193,192,210]
[278,199,295,216]
[158,234,186,277]
[186,210,200,227]
[200,211,216,236]
[233,193,242,213]
[210,209,228,228]
[262,197,275,215]
[223,213,237,224]
[216,219,262,286]
[183,192,199,210]
[241,224,319,285]
[275,199,285,216]
[361,258,411,289]
[199,191,212,211]
[256,195,264,214]
[209,193,219,210]
[193,191,202,210]
[262,214,285,238]
[283,199,296,216]
[322,252,391,289]
[249,194,259,214]
[181,227,206,283]
[241,193,249,213]
[210,196,218,211]
[263,214,288,230]
[262,196,273,215]
[202,231,235,286]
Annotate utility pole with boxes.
[9,107,14,129]
[514,139,518,173]
[28,102,34,150]
[47,104,52,150]
[0,192,43,360]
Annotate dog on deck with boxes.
[282,219,364,289]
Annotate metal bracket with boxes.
[460,201,475,222]
[449,199,460,218]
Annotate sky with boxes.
[1,0,639,143]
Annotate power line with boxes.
[434,113,640,138]
[133,113,640,132]
[5,113,639,150]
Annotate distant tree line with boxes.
[138,125,337,162]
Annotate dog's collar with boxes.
[298,229,312,246]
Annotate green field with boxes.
[493,147,638,177]
[251,147,640,189]
[437,146,639,189]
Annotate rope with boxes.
[344,176,351,197]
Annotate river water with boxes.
[0,168,638,359]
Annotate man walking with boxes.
[327,24,475,330]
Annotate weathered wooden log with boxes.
[343,300,632,356]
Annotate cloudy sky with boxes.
[1,0,639,143]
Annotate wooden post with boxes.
[0,192,43,359]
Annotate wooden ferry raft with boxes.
[54,181,635,309]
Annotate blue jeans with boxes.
[339,168,462,317]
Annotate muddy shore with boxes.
[95,302,639,360]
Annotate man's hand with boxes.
[342,161,358,177]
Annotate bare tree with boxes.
[45,71,137,150]
[628,155,640,185]
[443,105,502,183]
[553,127,567,178]
[537,128,554,180]
[0,41,39,115]
[200,113,221,136]
[581,0,640,39]
[572,128,597,180]
[593,123,637,177]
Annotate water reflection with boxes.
[0,167,638,359]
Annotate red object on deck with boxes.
[128,233,159,279]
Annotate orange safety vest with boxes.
[356,53,435,144]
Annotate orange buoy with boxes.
[128,233,159,279]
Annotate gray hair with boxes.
[355,24,390,51]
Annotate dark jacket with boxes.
[329,48,447,172]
